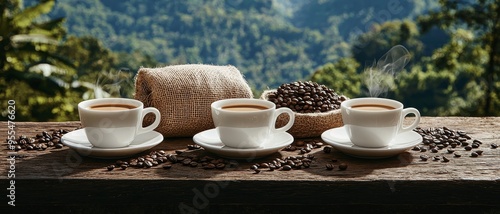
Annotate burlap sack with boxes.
[135,64,253,137]
[261,90,343,138]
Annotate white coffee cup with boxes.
[78,98,161,148]
[211,98,295,149]
[340,97,420,148]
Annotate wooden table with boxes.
[1,117,499,213]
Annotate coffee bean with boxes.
[137,161,144,168]
[412,146,421,151]
[447,148,454,154]
[55,143,63,149]
[204,163,216,169]
[475,150,483,155]
[442,156,450,163]
[120,165,128,170]
[260,163,269,168]
[420,155,429,161]
[107,165,115,171]
[338,163,348,171]
[431,148,438,153]
[325,164,334,170]
[282,165,292,171]
[144,160,153,168]
[216,163,226,169]
[470,152,479,157]
[323,146,332,153]
[454,152,461,158]
[464,146,472,151]
[491,143,498,149]
[432,156,441,161]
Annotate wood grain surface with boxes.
[1,117,499,213]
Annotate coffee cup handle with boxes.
[137,107,161,135]
[399,107,420,134]
[271,108,295,133]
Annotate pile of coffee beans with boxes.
[267,81,347,113]
[413,127,486,161]
[6,129,69,151]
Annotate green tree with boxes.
[419,0,499,116]
[352,20,424,66]
[0,0,76,121]
[310,57,361,98]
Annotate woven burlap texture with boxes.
[261,90,343,138]
[135,64,253,137]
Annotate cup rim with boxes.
[340,97,403,113]
[211,98,275,114]
[78,98,143,112]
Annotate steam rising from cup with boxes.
[72,68,134,99]
[363,45,411,97]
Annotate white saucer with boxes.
[321,127,422,159]
[193,129,294,159]
[61,129,163,159]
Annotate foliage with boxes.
[0,0,75,121]
[4,0,498,121]
[314,0,499,116]
[36,0,436,90]
[418,0,499,115]
[310,58,361,98]
[1,1,137,121]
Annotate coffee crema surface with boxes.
[89,104,137,111]
[221,104,269,112]
[351,104,395,111]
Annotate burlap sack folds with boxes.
[135,64,253,137]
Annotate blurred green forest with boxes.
[1,0,498,121]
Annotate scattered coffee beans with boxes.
[5,129,71,152]
[267,81,347,113]
[283,139,324,154]
[413,127,486,161]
